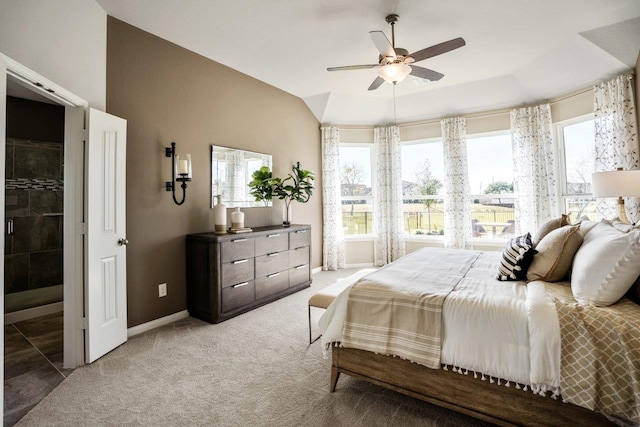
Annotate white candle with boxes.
[178,159,189,175]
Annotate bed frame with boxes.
[330,346,614,426]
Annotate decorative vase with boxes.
[231,207,244,230]
[213,195,227,233]
[282,203,292,227]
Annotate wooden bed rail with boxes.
[331,346,614,427]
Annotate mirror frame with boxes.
[211,145,272,208]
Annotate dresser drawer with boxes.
[289,228,310,249]
[289,245,309,268]
[255,271,289,300]
[221,259,254,288]
[289,264,310,286]
[221,238,254,263]
[255,252,289,277]
[255,232,289,257]
[221,280,255,312]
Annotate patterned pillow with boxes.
[497,233,537,281]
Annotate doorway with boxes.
[3,81,71,425]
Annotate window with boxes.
[466,133,515,240]
[400,140,445,235]
[558,117,597,222]
[339,144,373,235]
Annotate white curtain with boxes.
[594,74,640,222]
[321,126,345,270]
[510,103,558,235]
[373,126,405,266]
[441,117,473,249]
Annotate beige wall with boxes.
[106,18,321,327]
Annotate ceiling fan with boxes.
[327,14,465,91]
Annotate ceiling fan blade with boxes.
[410,66,444,81]
[409,37,466,63]
[369,31,396,58]
[327,64,379,71]
[368,76,385,91]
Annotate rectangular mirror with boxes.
[211,145,272,208]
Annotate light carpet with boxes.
[18,269,491,426]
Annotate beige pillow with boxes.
[532,214,569,247]
[527,225,583,282]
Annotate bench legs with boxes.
[309,305,321,344]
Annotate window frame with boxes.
[339,142,375,238]
[465,130,514,244]
[554,113,595,221]
[400,137,446,242]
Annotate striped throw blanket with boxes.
[341,248,481,369]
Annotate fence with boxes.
[342,208,516,237]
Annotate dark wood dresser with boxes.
[186,224,312,323]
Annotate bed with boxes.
[319,219,640,426]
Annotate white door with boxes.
[85,108,128,363]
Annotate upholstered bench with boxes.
[308,268,376,344]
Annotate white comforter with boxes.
[319,248,561,390]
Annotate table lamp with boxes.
[591,168,640,224]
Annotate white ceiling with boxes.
[95,0,640,126]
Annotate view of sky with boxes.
[340,121,596,197]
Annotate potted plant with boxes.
[248,166,273,206]
[271,162,315,227]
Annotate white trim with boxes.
[1,53,88,107]
[127,310,190,338]
[4,302,64,324]
[311,266,322,275]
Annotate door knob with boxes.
[118,238,129,246]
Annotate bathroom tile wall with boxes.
[4,138,64,298]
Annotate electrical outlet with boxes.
[158,283,167,298]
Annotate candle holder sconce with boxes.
[165,141,192,205]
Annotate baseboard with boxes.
[344,263,376,269]
[311,266,322,275]
[5,301,64,324]
[127,310,190,337]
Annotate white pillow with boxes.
[571,221,640,306]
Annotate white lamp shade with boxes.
[378,62,411,84]
[591,169,640,197]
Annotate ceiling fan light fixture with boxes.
[378,62,411,84]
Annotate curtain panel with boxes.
[321,126,345,270]
[373,126,405,266]
[510,103,558,235]
[594,74,640,223]
[441,117,473,249]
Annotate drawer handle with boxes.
[267,252,279,257]
[295,230,308,233]
[267,272,280,278]
[295,265,306,270]
[267,234,280,238]
[233,282,249,288]
[232,238,248,243]
[294,246,306,250]
[232,259,248,264]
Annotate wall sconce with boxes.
[165,141,192,205]
[592,167,640,224]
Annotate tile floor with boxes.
[4,312,71,426]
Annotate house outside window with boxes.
[339,144,374,235]
[557,116,597,222]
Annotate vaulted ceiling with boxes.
[96,0,640,125]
